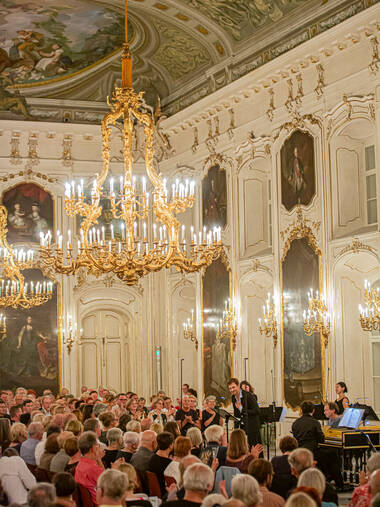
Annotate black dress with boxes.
[335,397,349,415]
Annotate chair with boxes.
[35,467,51,482]
[145,471,162,498]
[165,475,177,487]
[78,484,95,507]
[27,463,37,477]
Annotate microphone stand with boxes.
[180,358,184,406]
[271,369,277,457]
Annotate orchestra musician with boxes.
[227,377,262,448]
[291,401,325,454]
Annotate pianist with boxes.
[324,402,341,428]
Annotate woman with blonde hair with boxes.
[119,462,151,506]
[9,422,27,454]
[286,492,317,507]
[65,419,83,437]
[297,468,334,507]
[31,412,44,424]
[225,429,262,473]
[164,436,192,483]
[187,427,203,458]
[152,422,164,435]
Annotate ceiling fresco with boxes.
[0,0,376,121]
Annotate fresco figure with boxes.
[202,165,227,229]
[15,316,47,377]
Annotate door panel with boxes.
[81,341,99,388]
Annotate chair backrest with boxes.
[27,463,37,477]
[35,467,51,482]
[78,484,95,507]
[145,471,162,498]
[165,475,177,487]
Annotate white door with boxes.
[79,309,129,393]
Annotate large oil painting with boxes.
[202,257,231,403]
[0,269,59,394]
[282,238,322,408]
[281,130,316,211]
[0,0,127,86]
[2,183,53,244]
[202,165,227,230]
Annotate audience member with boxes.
[163,462,215,507]
[103,427,123,468]
[203,425,227,467]
[165,436,192,483]
[248,458,285,507]
[148,431,174,495]
[286,491,318,507]
[271,436,298,499]
[225,429,262,473]
[39,432,60,471]
[96,469,129,506]
[53,472,76,507]
[297,468,336,507]
[228,474,262,507]
[201,493,228,507]
[119,462,152,507]
[20,421,44,465]
[27,483,56,507]
[0,417,11,453]
[9,421,27,453]
[187,427,203,458]
[0,447,36,504]
[64,436,80,474]
[131,430,157,472]
[75,431,105,503]
[50,431,74,473]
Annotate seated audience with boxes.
[35,423,61,466]
[288,449,337,505]
[291,487,321,507]
[201,396,222,433]
[126,419,142,434]
[163,462,215,507]
[53,471,77,507]
[187,427,203,458]
[9,421,27,453]
[165,421,181,440]
[0,417,11,453]
[119,413,132,432]
[201,493,228,507]
[349,453,380,507]
[99,412,117,444]
[20,421,44,465]
[148,431,174,496]
[203,424,227,467]
[291,402,325,454]
[0,447,36,504]
[65,419,83,437]
[64,436,80,474]
[75,430,105,503]
[117,430,140,462]
[50,431,74,473]
[165,436,192,484]
[248,458,285,507]
[271,436,298,499]
[286,491,318,507]
[96,468,129,507]
[226,474,262,507]
[39,432,60,471]
[297,468,337,507]
[119,462,152,507]
[27,483,56,507]
[103,427,123,468]
[225,429,262,473]
[131,430,157,472]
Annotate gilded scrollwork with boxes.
[280,206,321,262]
[314,63,325,99]
[369,35,380,74]
[10,132,21,165]
[337,238,376,258]
[266,88,275,121]
[62,135,73,168]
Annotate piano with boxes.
[319,425,380,486]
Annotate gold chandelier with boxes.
[258,293,278,347]
[39,0,222,286]
[217,299,237,350]
[359,280,379,331]
[0,205,53,309]
[183,309,198,350]
[303,288,330,347]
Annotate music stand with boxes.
[352,403,380,422]
[216,408,240,442]
[259,405,285,459]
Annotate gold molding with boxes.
[280,206,321,262]
[337,238,377,258]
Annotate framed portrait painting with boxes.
[202,165,227,230]
[0,269,59,395]
[2,183,53,244]
[280,130,316,211]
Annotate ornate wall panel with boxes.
[336,148,360,227]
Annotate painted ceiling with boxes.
[0,0,376,120]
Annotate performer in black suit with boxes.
[227,377,262,448]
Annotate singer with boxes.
[228,377,262,447]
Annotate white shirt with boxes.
[0,455,36,504]
[164,460,180,483]
[34,435,46,466]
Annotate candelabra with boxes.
[61,315,82,354]
[39,0,223,286]
[0,313,6,339]
[0,205,54,309]
[258,293,278,347]
[183,309,198,350]
[359,280,380,332]
[217,299,237,350]
[303,289,330,347]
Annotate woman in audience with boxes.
[80,403,95,422]
[149,398,167,425]
[0,447,36,504]
[50,431,74,473]
[119,462,152,507]
[64,436,80,475]
[99,412,117,443]
[53,471,76,507]
[229,474,262,507]
[0,417,11,454]
[102,427,123,468]
[118,413,132,433]
[117,431,140,462]
[9,422,27,454]
[297,468,337,507]
[164,421,180,441]
[126,419,142,433]
[225,429,261,473]
[40,432,60,471]
[65,419,83,437]
[271,435,298,498]
[187,427,203,458]
[201,493,228,507]
[291,487,321,507]
[286,492,318,507]
[164,436,192,483]
[152,422,164,435]
[126,398,142,420]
